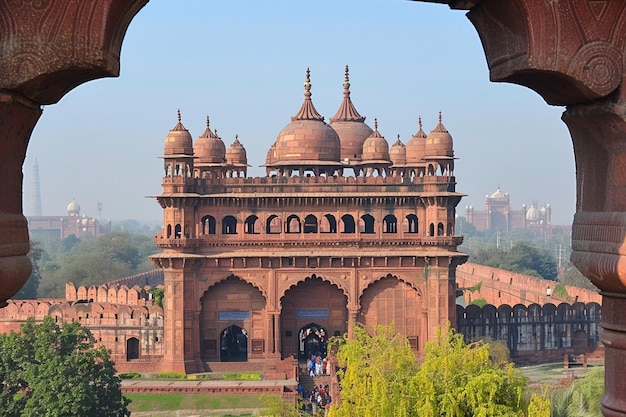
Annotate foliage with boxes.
[555,367,604,417]
[469,298,488,307]
[148,287,164,308]
[0,316,130,417]
[328,324,530,416]
[558,266,600,292]
[328,323,419,417]
[473,242,558,280]
[36,231,159,298]
[411,325,528,416]
[221,372,263,381]
[552,284,569,298]
[526,392,550,417]
[118,372,142,379]
[157,371,187,380]
[258,394,304,417]
[13,241,44,299]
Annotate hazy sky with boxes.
[23,0,575,226]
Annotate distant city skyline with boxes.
[22,1,575,225]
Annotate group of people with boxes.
[298,383,332,415]
[307,354,331,377]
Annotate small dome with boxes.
[526,205,539,221]
[273,69,341,164]
[361,119,390,162]
[194,116,226,164]
[329,66,373,161]
[406,116,427,163]
[490,187,507,199]
[266,142,277,166]
[67,199,80,215]
[164,110,193,156]
[389,135,406,165]
[226,135,248,165]
[425,112,453,158]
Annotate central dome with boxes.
[273,69,341,164]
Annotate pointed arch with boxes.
[286,214,301,233]
[245,215,259,234]
[383,214,397,233]
[303,214,318,233]
[222,215,238,234]
[360,214,375,234]
[266,214,281,234]
[201,215,216,235]
[341,214,355,233]
[405,214,418,233]
[320,214,337,233]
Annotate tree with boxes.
[13,241,44,299]
[0,316,130,417]
[411,326,527,416]
[328,324,419,417]
[474,242,558,281]
[558,266,600,292]
[328,324,531,416]
[550,367,603,417]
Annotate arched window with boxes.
[166,224,172,238]
[383,214,397,233]
[360,214,375,234]
[304,214,318,233]
[222,216,238,234]
[126,337,139,361]
[321,214,337,233]
[429,223,435,236]
[405,214,418,234]
[266,214,281,234]
[437,222,445,236]
[245,215,259,234]
[174,224,182,238]
[201,215,216,235]
[286,215,301,233]
[341,214,355,233]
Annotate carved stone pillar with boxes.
[455,1,626,415]
[0,0,149,306]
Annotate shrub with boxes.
[157,371,186,380]
[119,372,142,379]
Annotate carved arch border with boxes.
[357,272,423,311]
[277,273,350,307]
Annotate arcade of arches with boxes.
[4,2,626,415]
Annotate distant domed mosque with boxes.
[151,66,466,374]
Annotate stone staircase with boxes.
[298,363,331,398]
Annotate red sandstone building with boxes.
[464,186,552,233]
[150,67,467,374]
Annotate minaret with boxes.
[30,159,42,216]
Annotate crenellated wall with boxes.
[456,262,601,307]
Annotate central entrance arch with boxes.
[299,323,328,360]
[220,324,248,362]
[280,276,347,360]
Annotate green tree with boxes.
[558,266,600,292]
[0,316,130,417]
[328,324,419,417]
[13,241,44,299]
[474,242,558,281]
[411,326,527,416]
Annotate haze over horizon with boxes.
[23,1,575,226]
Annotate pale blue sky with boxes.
[24,0,575,225]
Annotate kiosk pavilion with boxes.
[151,67,467,373]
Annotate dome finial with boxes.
[418,116,422,129]
[177,109,181,123]
[343,65,351,91]
[438,111,442,124]
[206,115,210,129]
[304,67,311,94]
[374,118,378,131]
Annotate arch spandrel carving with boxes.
[278,274,350,307]
[358,273,424,306]
[0,0,149,104]
[466,0,626,105]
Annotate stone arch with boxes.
[280,275,348,360]
[341,214,355,233]
[358,274,424,352]
[286,214,301,233]
[244,215,259,234]
[383,214,397,233]
[303,214,318,234]
[320,214,337,233]
[266,214,282,234]
[222,215,237,234]
[199,275,266,362]
[405,214,418,233]
[126,337,139,361]
[360,214,375,234]
[201,215,216,235]
[219,324,248,362]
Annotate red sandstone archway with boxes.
[359,275,425,353]
[280,276,347,360]
[199,276,266,362]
